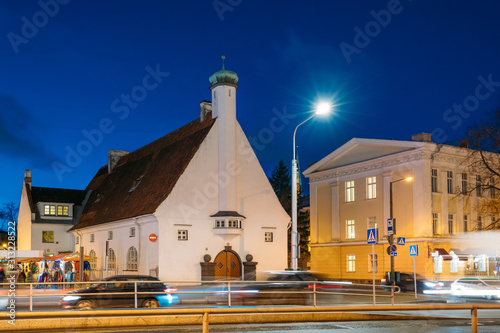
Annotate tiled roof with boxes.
[30,186,87,205]
[72,116,215,230]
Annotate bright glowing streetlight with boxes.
[291,102,332,270]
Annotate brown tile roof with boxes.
[72,116,215,230]
[30,186,87,205]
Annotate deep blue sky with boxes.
[1,0,500,208]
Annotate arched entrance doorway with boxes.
[214,247,241,280]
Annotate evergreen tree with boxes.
[269,160,291,214]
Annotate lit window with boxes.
[347,254,356,272]
[463,215,468,232]
[367,176,376,199]
[126,247,138,270]
[346,181,355,202]
[107,248,116,270]
[89,250,97,270]
[90,234,95,243]
[178,230,188,240]
[346,220,355,239]
[434,256,443,273]
[265,232,273,242]
[57,205,69,216]
[447,171,453,194]
[450,256,459,273]
[368,254,378,273]
[368,216,377,229]
[432,212,439,235]
[108,231,113,240]
[431,169,438,192]
[130,227,136,237]
[42,231,54,243]
[44,205,56,216]
[448,214,454,235]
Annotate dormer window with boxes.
[215,220,225,228]
[210,211,245,242]
[44,205,56,216]
[57,205,69,216]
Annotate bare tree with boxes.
[463,108,500,230]
[0,201,19,233]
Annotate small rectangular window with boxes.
[431,169,438,192]
[108,231,113,240]
[76,236,79,245]
[57,205,69,216]
[447,171,453,194]
[345,181,355,202]
[368,254,378,273]
[265,232,273,242]
[178,230,188,240]
[215,220,225,228]
[368,216,377,230]
[130,227,136,237]
[366,176,376,199]
[477,216,482,230]
[347,254,356,272]
[346,220,355,239]
[44,205,56,216]
[463,215,468,232]
[42,231,54,243]
[90,234,95,243]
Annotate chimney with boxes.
[411,133,432,142]
[24,169,32,188]
[200,101,212,121]
[108,150,129,174]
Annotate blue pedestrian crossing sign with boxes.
[409,245,419,256]
[397,237,406,245]
[367,228,378,244]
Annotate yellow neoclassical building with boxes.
[303,133,499,283]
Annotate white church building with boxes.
[71,64,290,281]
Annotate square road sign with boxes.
[409,245,419,256]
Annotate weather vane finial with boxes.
[222,55,225,70]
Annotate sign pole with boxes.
[413,256,417,300]
[372,243,376,305]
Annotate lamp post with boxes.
[388,176,412,284]
[291,102,331,270]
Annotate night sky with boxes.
[1,0,500,211]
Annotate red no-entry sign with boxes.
[149,233,157,242]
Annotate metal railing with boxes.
[1,279,401,312]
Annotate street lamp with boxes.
[388,176,413,284]
[291,102,332,270]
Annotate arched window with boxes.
[126,247,138,271]
[108,248,116,270]
[89,249,97,270]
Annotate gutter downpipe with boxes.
[134,218,141,273]
[76,231,84,282]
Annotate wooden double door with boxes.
[214,250,241,280]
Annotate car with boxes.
[59,275,178,309]
[450,277,500,300]
[381,272,444,293]
[209,271,339,306]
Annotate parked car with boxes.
[59,275,178,309]
[450,277,500,300]
[381,272,444,293]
